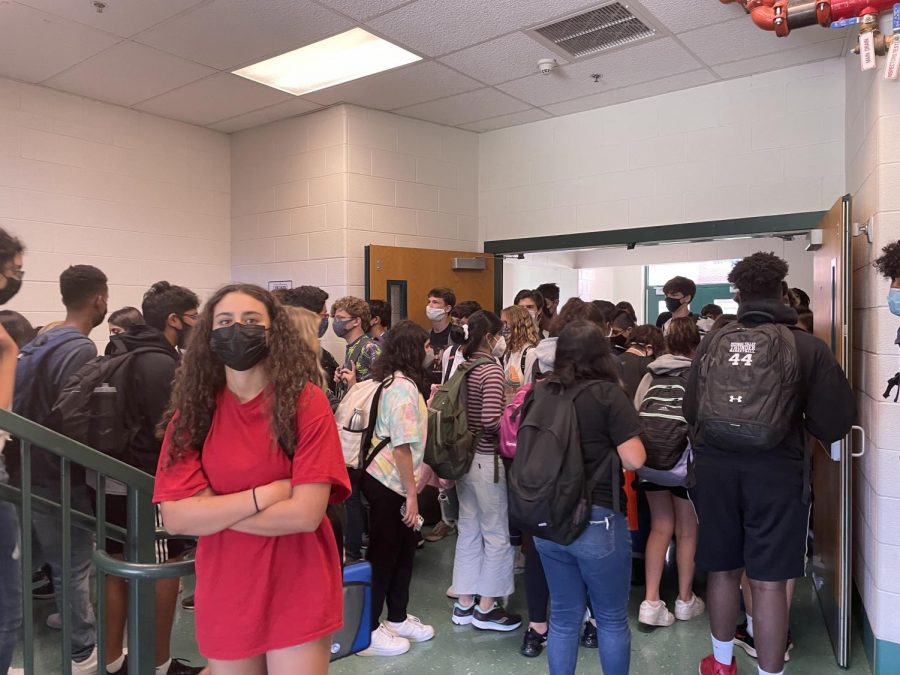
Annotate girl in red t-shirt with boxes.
[153,284,350,675]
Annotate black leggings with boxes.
[524,535,550,623]
[362,473,417,631]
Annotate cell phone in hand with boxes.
[399,504,424,531]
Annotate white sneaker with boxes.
[8,668,25,675]
[674,594,706,621]
[638,600,675,627]
[356,625,411,657]
[71,646,99,675]
[46,612,61,630]
[384,615,435,643]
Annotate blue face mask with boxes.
[890,288,900,317]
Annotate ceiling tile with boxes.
[439,32,569,85]
[497,37,702,107]
[304,61,482,110]
[395,88,531,127]
[367,0,601,57]
[207,99,325,133]
[16,0,206,38]
[544,69,717,116]
[0,3,120,83]
[712,39,846,79]
[314,0,413,21]
[134,0,354,70]
[678,16,847,65]
[134,72,294,126]
[460,108,553,132]
[634,0,746,34]
[44,41,215,107]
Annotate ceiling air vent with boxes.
[531,2,657,59]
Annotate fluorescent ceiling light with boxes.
[233,28,421,96]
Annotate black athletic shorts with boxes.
[89,488,192,563]
[639,481,691,501]
[691,451,809,581]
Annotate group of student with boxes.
[0,220,886,675]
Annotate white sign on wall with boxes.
[267,280,292,291]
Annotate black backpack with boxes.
[637,370,689,471]
[696,316,801,451]
[49,346,172,460]
[508,381,620,546]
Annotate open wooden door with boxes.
[809,195,852,668]
[365,245,495,330]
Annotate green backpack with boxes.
[425,357,493,480]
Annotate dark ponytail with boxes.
[463,310,501,359]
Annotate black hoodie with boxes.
[107,325,179,475]
[683,298,856,462]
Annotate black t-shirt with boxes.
[618,351,653,403]
[428,325,452,384]
[574,380,642,509]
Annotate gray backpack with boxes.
[696,316,800,451]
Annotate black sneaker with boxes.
[472,603,522,632]
[734,622,757,658]
[520,627,547,657]
[785,631,794,662]
[32,564,54,599]
[166,658,205,674]
[181,594,195,611]
[581,621,598,648]
[452,601,476,626]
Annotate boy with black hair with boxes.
[96,281,202,675]
[684,252,855,675]
[368,299,391,346]
[536,282,560,319]
[12,264,109,674]
[281,285,340,394]
[662,275,696,335]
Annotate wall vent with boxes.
[530,2,656,59]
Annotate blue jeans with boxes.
[0,498,21,673]
[536,506,632,675]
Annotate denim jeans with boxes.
[345,468,365,560]
[536,506,632,675]
[0,498,21,673]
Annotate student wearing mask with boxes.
[426,288,456,384]
[368,299,391,346]
[617,325,664,403]
[662,276,696,336]
[514,289,545,337]
[281,286,340,398]
[499,305,539,403]
[332,296,382,389]
[609,309,636,353]
[154,284,350,675]
[537,283,560,336]
[108,306,145,337]
[696,304,724,336]
[615,301,638,323]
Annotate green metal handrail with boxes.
[0,408,196,675]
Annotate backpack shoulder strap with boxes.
[520,346,532,375]
[359,381,389,474]
[443,344,461,382]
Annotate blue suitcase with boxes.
[330,561,372,660]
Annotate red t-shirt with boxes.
[153,383,351,660]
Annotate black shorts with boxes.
[90,489,192,563]
[692,453,809,581]
[639,481,691,501]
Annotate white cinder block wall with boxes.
[845,21,900,665]
[0,76,231,347]
[480,60,845,241]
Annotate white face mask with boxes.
[426,306,447,322]
[491,335,507,358]
[697,317,715,332]
[423,347,436,369]
[527,309,537,321]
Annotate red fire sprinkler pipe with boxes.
[722,0,897,35]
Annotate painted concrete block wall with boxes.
[480,60,845,242]
[845,27,900,666]
[0,76,230,347]
[502,252,578,308]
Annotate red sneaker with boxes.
[699,654,737,675]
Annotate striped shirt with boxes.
[464,352,505,455]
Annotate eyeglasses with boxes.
[3,269,24,281]
[181,313,200,322]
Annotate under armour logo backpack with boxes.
[696,313,801,451]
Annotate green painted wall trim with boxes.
[854,582,900,674]
[364,245,371,300]
[483,211,827,255]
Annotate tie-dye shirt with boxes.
[366,373,427,497]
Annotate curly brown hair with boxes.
[160,284,321,463]
[331,296,371,332]
[501,305,539,354]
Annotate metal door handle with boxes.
[850,425,866,458]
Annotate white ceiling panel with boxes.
[0,2,120,83]
[545,69,717,116]
[134,0,354,70]
[134,72,294,125]
[45,42,215,107]
[460,108,553,132]
[304,61,482,110]
[16,0,207,38]
[313,0,415,21]
[439,32,569,86]
[634,0,747,34]
[712,38,846,79]
[367,0,601,57]
[208,98,325,133]
[497,37,702,107]
[396,88,532,126]
[678,16,847,65]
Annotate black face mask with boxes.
[611,334,627,349]
[665,297,683,313]
[210,323,269,371]
[0,276,21,305]
[177,322,193,350]
[449,324,466,345]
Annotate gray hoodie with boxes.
[633,353,693,408]
[535,337,557,374]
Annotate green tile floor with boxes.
[18,535,871,674]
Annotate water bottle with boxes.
[89,382,118,452]
[348,408,365,432]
